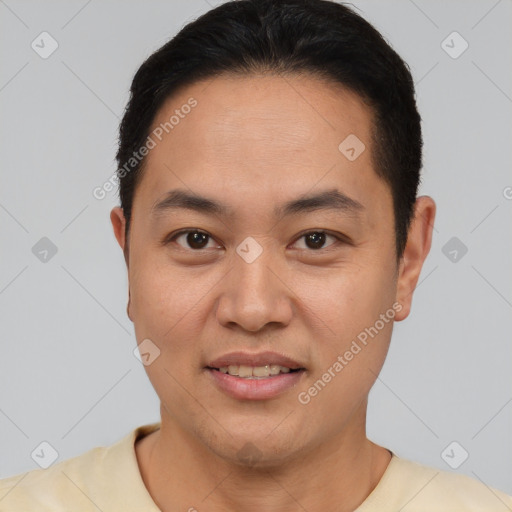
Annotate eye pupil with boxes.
[305,232,326,250]
[187,231,209,249]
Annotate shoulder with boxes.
[359,453,512,511]
[0,423,160,512]
[0,444,110,511]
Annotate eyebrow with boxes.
[151,187,364,220]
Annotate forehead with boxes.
[136,73,388,223]
[149,72,373,163]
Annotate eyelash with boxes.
[163,228,349,252]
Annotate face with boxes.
[112,73,427,467]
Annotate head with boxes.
[111,0,435,467]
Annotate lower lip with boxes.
[206,368,305,400]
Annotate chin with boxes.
[204,427,304,469]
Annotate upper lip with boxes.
[206,351,305,370]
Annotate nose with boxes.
[215,246,293,333]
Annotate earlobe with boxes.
[394,196,436,321]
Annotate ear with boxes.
[394,196,436,321]
[110,206,129,266]
[110,207,133,322]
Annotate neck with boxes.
[136,402,391,512]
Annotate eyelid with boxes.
[291,228,350,245]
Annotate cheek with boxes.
[297,263,396,341]
[296,311,394,428]
[129,256,221,359]
[297,262,397,405]
[130,267,206,410]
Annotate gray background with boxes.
[1,0,511,498]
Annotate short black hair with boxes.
[116,0,422,259]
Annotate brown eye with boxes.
[169,230,218,250]
[294,231,339,251]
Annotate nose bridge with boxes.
[216,237,292,331]
[234,239,276,297]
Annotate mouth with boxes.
[204,351,307,400]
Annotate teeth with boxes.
[238,365,253,378]
[269,364,281,375]
[217,364,297,378]
[253,365,270,377]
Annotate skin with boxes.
[111,73,435,511]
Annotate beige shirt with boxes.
[1,423,511,511]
